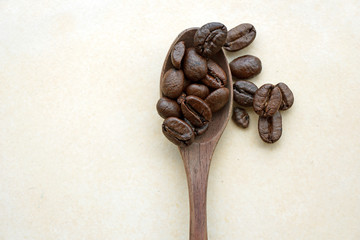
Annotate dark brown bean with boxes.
[194,22,227,57]
[186,84,210,99]
[183,48,208,82]
[230,55,262,79]
[232,107,249,128]
[180,95,212,127]
[195,122,209,136]
[162,117,195,147]
[171,41,185,69]
[156,97,182,119]
[184,118,209,136]
[258,111,282,143]
[276,82,294,110]
[161,68,185,99]
[201,59,227,89]
[253,84,282,117]
[177,92,187,105]
[224,23,256,52]
[233,80,258,107]
[205,87,230,113]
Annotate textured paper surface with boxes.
[0,0,360,239]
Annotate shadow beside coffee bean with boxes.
[157,22,294,145]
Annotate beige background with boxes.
[0,0,360,239]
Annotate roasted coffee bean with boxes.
[224,23,256,52]
[194,22,227,57]
[253,84,282,117]
[258,111,282,143]
[186,84,210,99]
[161,68,185,99]
[232,107,249,128]
[233,80,258,107]
[184,118,209,136]
[183,48,208,82]
[205,87,229,113]
[177,92,187,105]
[230,55,262,79]
[180,95,212,127]
[195,122,209,136]
[156,97,182,119]
[162,117,195,147]
[276,82,294,110]
[171,41,186,69]
[201,59,227,89]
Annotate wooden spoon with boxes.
[160,28,233,240]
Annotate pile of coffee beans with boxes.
[158,22,294,146]
[157,22,230,147]
[228,23,294,143]
[233,81,294,143]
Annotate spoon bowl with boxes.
[160,28,233,240]
[161,28,233,143]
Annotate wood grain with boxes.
[180,140,216,240]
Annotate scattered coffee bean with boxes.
[171,41,186,69]
[201,59,227,89]
[233,80,258,107]
[224,23,256,52]
[183,48,208,82]
[258,111,282,143]
[186,84,210,99]
[253,84,282,117]
[162,117,195,147]
[276,82,294,110]
[230,55,262,79]
[232,107,249,128]
[180,95,212,127]
[161,68,185,99]
[205,87,230,113]
[156,97,182,119]
[194,22,227,57]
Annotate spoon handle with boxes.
[180,140,217,240]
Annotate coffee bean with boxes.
[258,111,282,143]
[201,59,227,89]
[162,117,195,147]
[233,80,258,107]
[224,23,256,52]
[276,82,294,110]
[171,41,186,69]
[156,97,182,119]
[180,95,212,127]
[186,84,210,99]
[205,87,229,113]
[183,48,208,82]
[177,92,187,105]
[230,55,262,79]
[195,122,209,136]
[161,68,185,99]
[194,22,227,57]
[184,118,209,136]
[253,84,282,117]
[232,107,249,128]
